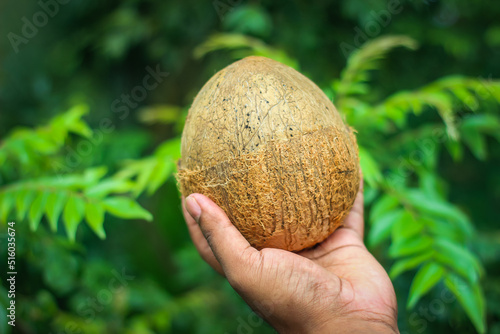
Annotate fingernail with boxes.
[185,195,201,222]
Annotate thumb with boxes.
[185,193,257,273]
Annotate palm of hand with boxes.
[182,181,398,333]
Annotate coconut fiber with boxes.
[177,56,360,251]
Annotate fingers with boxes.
[300,175,365,259]
[184,193,258,275]
[342,173,364,240]
[182,197,224,274]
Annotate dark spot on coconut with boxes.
[290,127,293,130]
[247,113,250,116]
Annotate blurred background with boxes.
[1,0,500,333]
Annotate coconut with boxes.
[177,56,360,251]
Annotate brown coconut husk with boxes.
[177,56,360,251]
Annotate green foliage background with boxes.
[1,0,500,333]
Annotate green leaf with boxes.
[424,217,465,241]
[103,196,152,221]
[359,147,383,188]
[389,236,433,258]
[133,159,157,197]
[147,160,174,195]
[391,212,423,244]
[31,130,58,153]
[61,104,93,138]
[45,191,68,232]
[373,75,498,141]
[0,105,93,171]
[137,105,182,125]
[0,151,6,168]
[85,178,135,198]
[83,166,108,184]
[0,191,15,223]
[445,139,463,161]
[85,200,106,239]
[390,251,434,279]
[462,127,487,160]
[363,185,379,205]
[369,209,404,247]
[370,194,399,222]
[434,238,484,283]
[335,36,418,103]
[461,114,500,134]
[15,189,36,221]
[62,195,86,241]
[418,171,445,200]
[451,86,478,111]
[407,262,445,309]
[193,33,298,69]
[403,190,474,236]
[28,191,49,231]
[69,121,93,138]
[444,273,486,333]
[156,137,182,159]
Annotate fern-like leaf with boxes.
[333,35,418,105]
[375,76,500,140]
[113,137,180,197]
[370,187,486,333]
[193,33,298,69]
[0,168,152,240]
[0,105,92,174]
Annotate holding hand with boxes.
[182,179,399,333]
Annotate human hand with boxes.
[182,179,399,333]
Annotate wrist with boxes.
[310,317,399,334]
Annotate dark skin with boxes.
[182,177,399,333]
